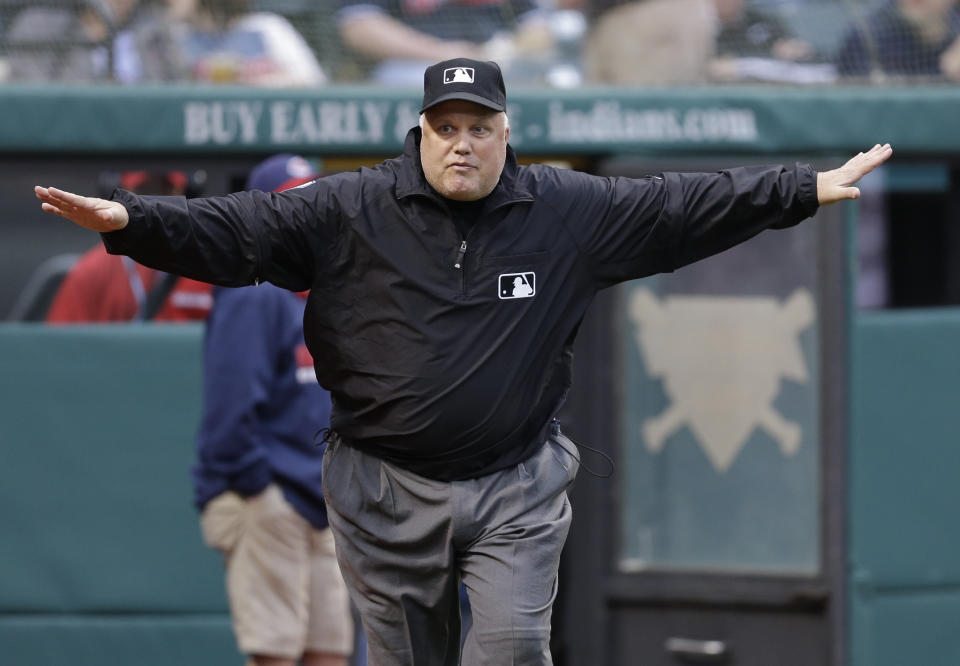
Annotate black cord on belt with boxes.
[551,419,615,479]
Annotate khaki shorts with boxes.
[200,484,354,659]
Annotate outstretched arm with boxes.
[35,182,328,292]
[34,186,129,232]
[817,143,893,205]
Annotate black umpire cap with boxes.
[420,58,507,113]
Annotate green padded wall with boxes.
[0,617,235,665]
[0,324,239,665]
[849,309,960,666]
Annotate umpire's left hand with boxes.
[817,144,893,205]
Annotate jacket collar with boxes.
[395,127,534,210]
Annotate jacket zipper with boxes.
[454,240,467,294]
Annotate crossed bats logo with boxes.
[628,288,815,472]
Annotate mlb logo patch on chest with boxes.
[499,272,536,299]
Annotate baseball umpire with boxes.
[35,58,892,666]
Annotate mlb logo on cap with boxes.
[443,67,474,84]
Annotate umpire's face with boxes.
[420,100,510,201]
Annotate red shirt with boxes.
[47,244,212,323]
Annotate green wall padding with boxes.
[0,324,225,613]
[850,309,960,666]
[0,615,239,666]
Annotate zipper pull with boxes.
[454,240,467,269]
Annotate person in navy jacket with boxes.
[193,154,354,666]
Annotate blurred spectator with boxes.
[836,0,960,81]
[336,0,552,85]
[3,0,160,83]
[195,153,355,666]
[46,170,213,323]
[141,0,327,85]
[714,0,812,60]
[583,0,715,85]
[708,0,834,83]
[584,0,832,85]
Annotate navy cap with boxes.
[245,154,320,193]
[420,58,506,113]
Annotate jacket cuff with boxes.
[797,163,820,218]
[100,188,148,255]
[230,459,273,498]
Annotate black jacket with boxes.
[105,128,819,480]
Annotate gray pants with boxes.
[321,433,579,666]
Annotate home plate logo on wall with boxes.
[628,288,815,472]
